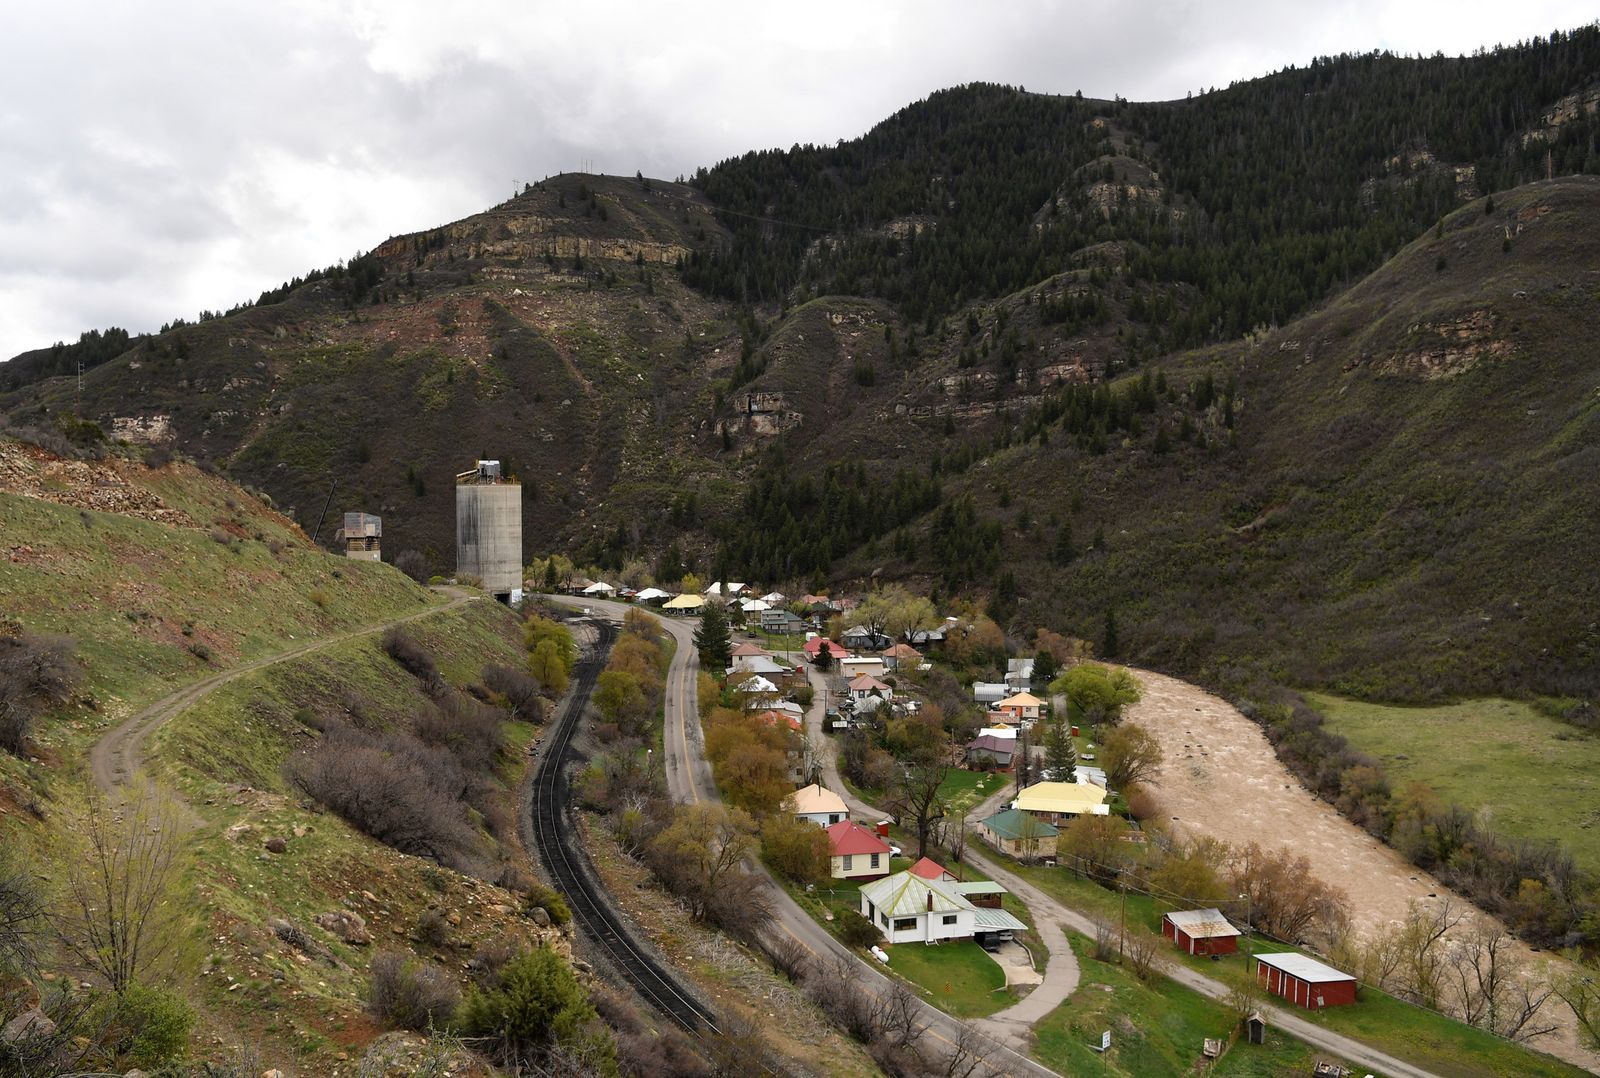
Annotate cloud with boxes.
[1,0,1594,358]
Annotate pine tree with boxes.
[1052,521,1075,565]
[1044,716,1077,783]
[694,603,731,670]
[1102,608,1120,658]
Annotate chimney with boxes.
[927,892,934,912]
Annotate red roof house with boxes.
[825,820,892,881]
[908,856,957,882]
[1162,909,1241,956]
[731,642,770,658]
[803,636,847,660]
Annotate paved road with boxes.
[794,657,1085,1051]
[90,587,476,793]
[798,660,1442,1078]
[550,598,1059,1078]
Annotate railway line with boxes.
[525,616,728,1037]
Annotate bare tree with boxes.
[59,788,183,992]
[879,979,928,1051]
[1394,898,1464,1009]
[1125,927,1162,981]
[1445,923,1556,1041]
[646,803,758,922]
[0,842,48,975]
[1555,958,1600,1051]
[940,1023,1002,1078]
[0,631,81,756]
[888,756,949,860]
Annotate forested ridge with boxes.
[685,28,1600,344]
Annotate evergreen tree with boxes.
[1052,521,1075,566]
[1044,716,1077,783]
[1101,608,1120,659]
[694,603,731,670]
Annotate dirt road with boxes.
[89,588,477,793]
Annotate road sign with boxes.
[1101,1030,1111,1051]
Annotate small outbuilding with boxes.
[1254,953,1357,1009]
[1161,909,1241,956]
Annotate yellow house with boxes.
[1012,781,1109,825]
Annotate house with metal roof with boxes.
[972,681,1009,705]
[1012,780,1110,823]
[996,691,1043,722]
[859,869,1025,945]
[979,807,1060,860]
[1254,953,1357,1009]
[1162,908,1241,956]
[825,820,892,881]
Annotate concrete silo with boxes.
[455,460,522,603]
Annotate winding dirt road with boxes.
[89,588,477,793]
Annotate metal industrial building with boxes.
[455,460,522,603]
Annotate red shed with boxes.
[1254,953,1357,1009]
[1161,908,1241,956]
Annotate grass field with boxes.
[1310,692,1600,872]
[880,939,1010,1017]
[1033,933,1334,1077]
[990,844,1589,1077]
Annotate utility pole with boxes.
[1119,872,1127,963]
[1240,891,1253,968]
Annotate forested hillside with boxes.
[4,28,1599,707]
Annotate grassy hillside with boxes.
[0,440,603,1073]
[0,439,433,755]
[1312,692,1600,873]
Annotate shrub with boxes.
[187,642,212,662]
[368,949,461,1031]
[413,692,504,773]
[483,664,542,722]
[416,907,452,947]
[383,628,439,684]
[836,910,883,949]
[209,527,232,545]
[458,947,598,1064]
[523,882,571,926]
[99,983,194,1068]
[289,722,486,871]
[394,549,429,584]
[307,588,329,609]
[0,631,81,756]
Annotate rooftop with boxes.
[980,807,1060,840]
[1164,908,1241,939]
[1255,953,1352,983]
[789,783,848,816]
[825,819,891,857]
[859,870,971,918]
[1014,781,1109,815]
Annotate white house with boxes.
[633,587,672,604]
[839,656,887,682]
[788,783,849,827]
[728,655,787,677]
[860,871,974,943]
[740,598,771,614]
[848,673,893,706]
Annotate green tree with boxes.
[1032,648,1059,685]
[1103,723,1163,791]
[1051,663,1142,725]
[1101,607,1120,658]
[528,639,570,696]
[459,948,610,1070]
[594,670,648,735]
[524,616,576,676]
[762,814,832,884]
[694,603,731,670]
[848,583,938,644]
[1051,521,1075,565]
[1043,716,1076,783]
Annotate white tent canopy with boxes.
[582,581,616,595]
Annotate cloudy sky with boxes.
[1,1,1593,360]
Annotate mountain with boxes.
[5,29,1600,705]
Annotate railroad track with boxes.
[526,617,726,1036]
